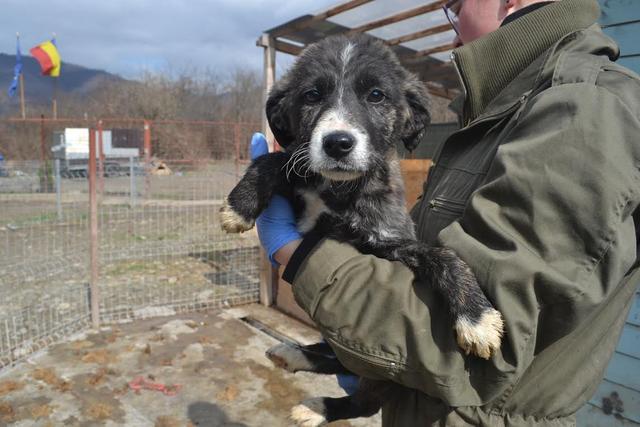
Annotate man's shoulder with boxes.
[550,48,640,113]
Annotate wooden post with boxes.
[259,34,277,307]
[19,74,26,119]
[52,79,58,120]
[261,34,276,151]
[88,127,100,328]
[16,33,26,119]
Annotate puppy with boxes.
[221,34,503,425]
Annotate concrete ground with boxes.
[0,304,380,427]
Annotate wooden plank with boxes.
[577,402,640,426]
[386,23,452,46]
[587,379,640,424]
[603,22,640,56]
[400,159,432,210]
[617,323,640,359]
[411,42,456,59]
[275,272,314,326]
[598,0,640,27]
[604,352,640,391]
[628,291,640,327]
[347,0,447,35]
[268,0,373,38]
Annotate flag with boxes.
[30,39,61,77]
[7,36,23,97]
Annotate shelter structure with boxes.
[257,0,459,141]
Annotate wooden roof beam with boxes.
[269,0,373,38]
[256,37,305,56]
[386,23,452,46]
[347,0,447,35]
[411,42,456,59]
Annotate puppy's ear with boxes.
[401,77,431,152]
[266,83,295,148]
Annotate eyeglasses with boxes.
[442,0,463,35]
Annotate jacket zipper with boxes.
[428,197,466,215]
[328,336,403,370]
[451,52,467,101]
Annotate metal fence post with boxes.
[97,120,105,196]
[129,156,136,208]
[234,123,240,179]
[88,127,100,328]
[55,158,62,220]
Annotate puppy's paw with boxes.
[265,343,311,373]
[291,398,328,427]
[220,199,254,233]
[455,309,504,359]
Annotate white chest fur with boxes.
[296,189,331,233]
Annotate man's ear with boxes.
[401,77,431,152]
[266,82,295,148]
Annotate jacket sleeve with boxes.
[283,83,640,407]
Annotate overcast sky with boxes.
[1,0,454,81]
[0,0,339,79]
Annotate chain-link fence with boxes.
[0,118,262,369]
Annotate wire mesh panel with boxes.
[0,158,92,369]
[0,118,262,369]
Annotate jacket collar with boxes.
[451,0,601,125]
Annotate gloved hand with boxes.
[250,133,301,264]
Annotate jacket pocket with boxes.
[428,196,467,216]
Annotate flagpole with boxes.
[52,32,57,120]
[17,33,26,119]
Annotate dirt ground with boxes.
[0,304,380,427]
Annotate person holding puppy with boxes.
[254,0,640,425]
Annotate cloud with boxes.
[0,0,336,78]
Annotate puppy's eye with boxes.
[367,89,385,104]
[304,89,322,104]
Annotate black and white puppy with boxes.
[221,34,503,425]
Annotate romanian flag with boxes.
[30,40,61,77]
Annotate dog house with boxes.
[258,1,640,426]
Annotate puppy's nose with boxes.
[322,132,354,159]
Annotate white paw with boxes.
[290,399,327,427]
[455,309,504,359]
[266,343,308,373]
[219,199,254,233]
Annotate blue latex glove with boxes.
[250,133,301,264]
[337,372,360,395]
[252,134,359,392]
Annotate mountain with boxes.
[0,53,124,114]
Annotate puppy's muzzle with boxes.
[323,131,354,160]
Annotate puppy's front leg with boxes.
[362,240,504,359]
[220,152,290,233]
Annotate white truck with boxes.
[51,128,143,178]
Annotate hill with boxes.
[0,53,123,115]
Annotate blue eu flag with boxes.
[8,36,23,98]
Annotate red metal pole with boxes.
[234,124,240,179]
[97,120,105,195]
[39,114,48,192]
[144,120,151,198]
[88,127,100,328]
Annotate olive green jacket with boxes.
[282,1,640,425]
